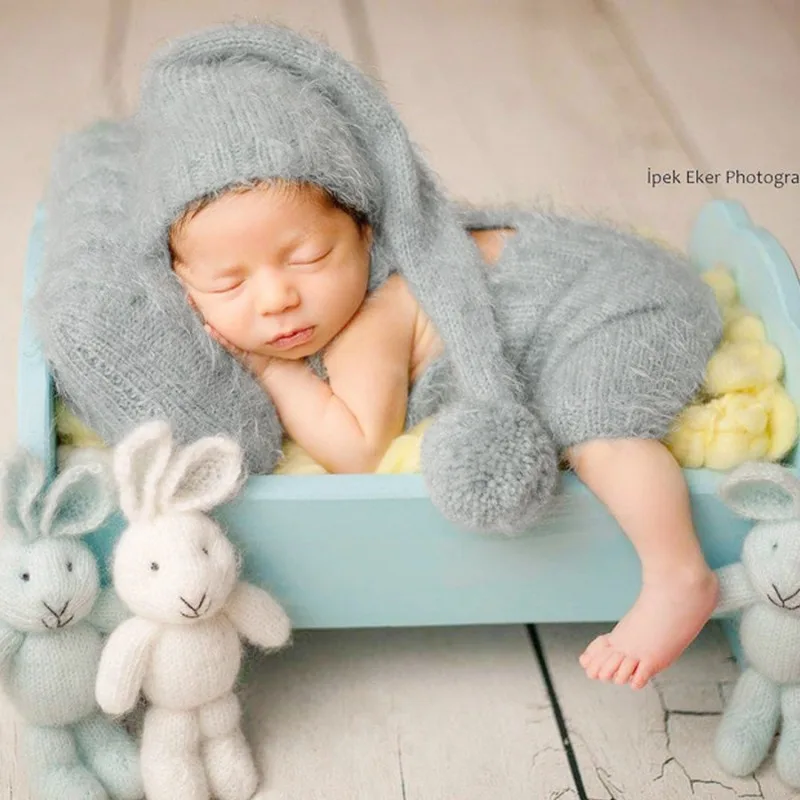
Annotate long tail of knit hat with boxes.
[138,23,559,534]
[31,119,285,474]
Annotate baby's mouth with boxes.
[268,326,315,350]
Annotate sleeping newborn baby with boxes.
[169,181,508,473]
[35,23,723,689]
[169,176,720,691]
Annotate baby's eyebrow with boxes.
[208,263,248,279]
[281,229,316,250]
[178,259,241,278]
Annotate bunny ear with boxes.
[113,421,174,521]
[39,452,116,538]
[158,435,244,514]
[719,462,800,521]
[0,450,48,541]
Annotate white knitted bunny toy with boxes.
[95,420,292,800]
[0,449,143,800]
[714,461,800,787]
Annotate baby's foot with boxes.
[579,568,719,689]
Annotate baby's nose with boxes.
[253,271,300,314]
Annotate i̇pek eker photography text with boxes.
[647,168,799,189]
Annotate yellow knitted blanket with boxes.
[664,265,797,469]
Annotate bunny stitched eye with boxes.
[21,572,30,582]
[66,561,73,572]
[772,543,779,552]
[202,547,209,556]
[150,562,160,572]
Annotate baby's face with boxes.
[172,186,371,360]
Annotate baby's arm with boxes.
[260,275,415,473]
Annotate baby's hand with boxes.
[204,323,274,379]
[185,294,275,379]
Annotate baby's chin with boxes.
[272,347,317,361]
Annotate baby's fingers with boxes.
[203,323,270,377]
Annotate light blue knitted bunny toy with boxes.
[0,450,143,800]
[714,461,800,787]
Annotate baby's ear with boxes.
[158,435,245,514]
[39,451,116,538]
[0,450,48,541]
[719,462,800,522]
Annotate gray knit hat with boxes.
[135,23,559,533]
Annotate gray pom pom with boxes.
[420,400,560,535]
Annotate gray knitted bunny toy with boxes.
[714,461,800,787]
[31,23,720,534]
[0,450,143,800]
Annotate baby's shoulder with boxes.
[367,273,420,318]
[375,272,414,300]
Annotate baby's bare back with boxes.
[330,273,441,388]
[343,229,509,388]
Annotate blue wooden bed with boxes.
[16,199,800,639]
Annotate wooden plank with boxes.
[0,2,112,795]
[0,0,112,455]
[769,0,800,49]
[119,0,359,113]
[538,622,795,799]
[604,0,800,268]
[0,688,26,800]
[362,0,713,249]
[242,626,575,799]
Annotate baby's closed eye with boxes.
[192,269,247,294]
[287,246,334,268]
[209,278,245,293]
[179,263,247,294]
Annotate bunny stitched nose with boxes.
[179,591,210,620]
[768,583,800,611]
[41,599,74,630]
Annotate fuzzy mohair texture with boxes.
[31,22,721,535]
[0,450,143,800]
[95,420,292,800]
[713,462,800,788]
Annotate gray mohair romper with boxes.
[407,205,724,450]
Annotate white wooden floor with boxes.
[1,1,799,798]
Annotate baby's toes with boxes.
[579,634,612,668]
[630,659,657,690]
[613,656,640,686]
[596,651,626,682]
[585,648,617,681]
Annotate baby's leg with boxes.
[568,438,718,689]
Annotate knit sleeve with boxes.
[29,120,283,473]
